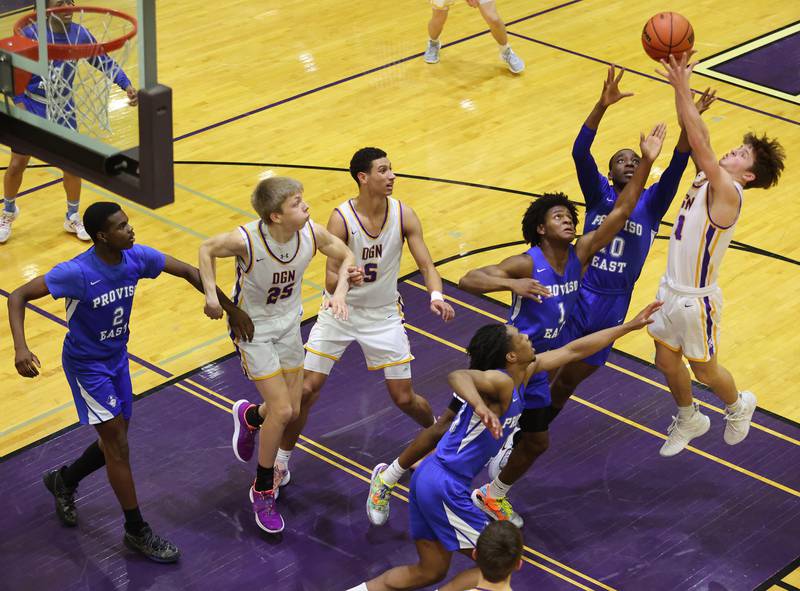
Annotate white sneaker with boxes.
[724,391,757,445]
[659,403,711,457]
[424,39,440,64]
[500,47,525,74]
[0,205,20,243]
[487,427,518,480]
[64,213,90,241]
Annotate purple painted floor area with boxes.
[711,31,800,95]
[2,274,799,591]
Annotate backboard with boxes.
[0,0,173,208]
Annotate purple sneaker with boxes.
[249,486,284,533]
[232,399,257,462]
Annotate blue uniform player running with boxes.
[351,303,662,591]
[458,122,666,526]
[8,202,253,563]
[1,0,138,244]
[550,65,717,428]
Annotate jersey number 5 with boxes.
[363,262,378,283]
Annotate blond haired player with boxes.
[199,175,355,533]
[652,53,786,457]
[274,147,455,489]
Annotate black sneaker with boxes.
[42,467,78,527]
[123,524,181,563]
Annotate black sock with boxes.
[245,404,264,429]
[124,507,146,534]
[61,441,106,488]
[255,464,274,492]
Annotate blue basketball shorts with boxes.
[522,369,550,409]
[409,457,489,552]
[63,350,133,425]
[560,288,632,366]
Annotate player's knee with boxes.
[391,390,416,413]
[6,155,29,176]
[271,403,294,426]
[690,363,717,385]
[301,380,320,407]
[102,435,130,463]
[654,350,680,375]
[483,12,502,28]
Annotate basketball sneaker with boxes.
[487,427,518,480]
[424,39,441,64]
[0,205,20,243]
[366,463,394,526]
[42,467,78,527]
[500,47,525,74]
[64,213,90,241]
[231,399,257,462]
[471,484,524,528]
[250,486,284,533]
[123,524,181,563]
[272,461,291,499]
[723,391,757,445]
[659,403,711,457]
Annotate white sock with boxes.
[499,43,510,52]
[276,448,292,466]
[677,404,694,420]
[430,37,440,45]
[726,394,742,414]
[380,459,406,487]
[488,477,511,499]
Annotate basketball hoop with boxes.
[6,6,137,137]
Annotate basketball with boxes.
[641,12,694,61]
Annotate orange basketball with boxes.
[641,12,694,61]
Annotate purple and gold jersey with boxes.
[573,124,690,295]
[44,245,165,361]
[434,373,523,481]
[509,245,581,352]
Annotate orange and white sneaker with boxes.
[471,484,524,528]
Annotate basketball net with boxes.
[17,8,136,138]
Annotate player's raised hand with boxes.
[431,299,455,322]
[347,265,364,286]
[695,87,717,115]
[599,65,634,108]
[125,86,138,106]
[640,122,667,162]
[656,50,697,88]
[228,308,254,342]
[625,300,663,330]
[474,402,502,439]
[324,293,349,321]
[14,347,41,378]
[509,277,551,303]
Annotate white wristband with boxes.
[430,290,444,302]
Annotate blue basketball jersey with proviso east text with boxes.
[44,245,166,360]
[435,373,523,480]
[509,245,581,350]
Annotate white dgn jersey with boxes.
[233,219,317,321]
[666,172,743,290]
[336,197,404,308]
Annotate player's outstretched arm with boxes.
[448,369,514,439]
[8,276,50,377]
[459,254,551,302]
[657,53,741,226]
[403,205,454,322]
[575,123,666,266]
[528,301,662,378]
[313,222,356,321]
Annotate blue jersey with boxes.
[572,124,690,295]
[18,23,131,126]
[509,245,581,351]
[435,373,523,481]
[44,245,166,361]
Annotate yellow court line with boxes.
[402,280,800,447]
[401,321,800,498]
[184,378,237,405]
[405,323,467,353]
[169,380,611,590]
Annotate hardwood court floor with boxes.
[1,0,798,456]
